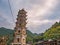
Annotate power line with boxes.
[8,0,15,23]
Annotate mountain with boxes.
[43,22,60,40]
[0,27,14,36]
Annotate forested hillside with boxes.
[44,22,60,40]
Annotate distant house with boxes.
[27,43,31,45]
[27,41,33,45]
[0,36,8,45]
[34,39,60,45]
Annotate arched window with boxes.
[17,38,19,42]
[18,30,20,33]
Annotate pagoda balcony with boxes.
[16,35,21,38]
[16,18,27,21]
[17,14,27,17]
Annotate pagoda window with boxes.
[18,30,20,33]
[17,38,19,42]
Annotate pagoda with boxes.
[11,9,27,45]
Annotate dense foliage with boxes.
[43,22,60,40]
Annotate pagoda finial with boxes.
[18,8,27,14]
[22,8,24,10]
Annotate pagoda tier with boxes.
[18,9,27,14]
[17,14,27,17]
[16,18,27,21]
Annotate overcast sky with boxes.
[0,0,60,33]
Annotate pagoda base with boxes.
[11,43,21,45]
[11,43,26,45]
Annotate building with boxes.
[35,39,60,45]
[11,9,27,45]
[0,36,8,45]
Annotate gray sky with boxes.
[0,0,60,33]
